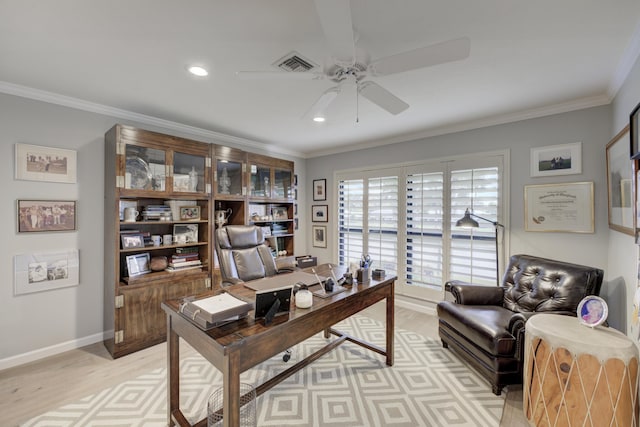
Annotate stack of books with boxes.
[167,248,202,272]
[142,205,172,221]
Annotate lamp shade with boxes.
[456,209,479,228]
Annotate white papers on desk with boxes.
[193,292,248,313]
[179,292,253,330]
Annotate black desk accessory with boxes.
[254,286,292,322]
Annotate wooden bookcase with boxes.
[105,125,296,357]
[104,124,212,358]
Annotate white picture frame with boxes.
[14,250,79,295]
[15,143,77,183]
[524,182,594,233]
[530,142,582,177]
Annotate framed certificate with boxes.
[524,182,594,233]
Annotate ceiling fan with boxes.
[236,0,470,121]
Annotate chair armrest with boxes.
[275,256,296,273]
[221,277,244,287]
[508,310,577,361]
[445,280,504,305]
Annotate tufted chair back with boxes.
[502,254,603,313]
[215,225,278,285]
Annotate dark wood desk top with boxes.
[162,263,396,370]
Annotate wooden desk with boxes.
[162,264,396,427]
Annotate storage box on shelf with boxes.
[104,124,212,358]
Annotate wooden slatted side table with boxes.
[524,313,639,427]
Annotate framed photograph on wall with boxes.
[312,205,328,222]
[15,143,77,183]
[630,100,640,159]
[313,179,327,201]
[17,200,77,233]
[14,249,79,295]
[606,125,634,235]
[524,182,594,233]
[530,142,582,177]
[312,225,327,248]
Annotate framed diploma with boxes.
[524,182,594,233]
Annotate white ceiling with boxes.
[1,0,640,158]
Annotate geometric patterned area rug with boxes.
[22,315,504,426]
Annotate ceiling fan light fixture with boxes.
[188,65,208,77]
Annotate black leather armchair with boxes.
[437,254,603,395]
[215,225,294,286]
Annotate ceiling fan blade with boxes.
[359,81,409,115]
[313,0,356,65]
[236,71,324,80]
[303,86,340,120]
[369,37,471,76]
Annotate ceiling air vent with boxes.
[273,51,318,72]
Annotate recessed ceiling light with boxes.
[188,66,208,77]
[313,116,326,123]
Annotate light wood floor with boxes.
[0,302,526,426]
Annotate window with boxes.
[337,153,505,302]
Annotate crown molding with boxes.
[306,94,612,158]
[0,81,304,159]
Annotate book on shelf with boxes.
[175,246,200,254]
[171,253,200,261]
[179,292,253,330]
[166,264,203,272]
[168,259,202,268]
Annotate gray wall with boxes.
[305,106,615,321]
[0,93,305,367]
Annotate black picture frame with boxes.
[312,205,328,222]
[313,179,327,201]
[631,100,640,159]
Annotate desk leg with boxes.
[386,284,394,366]
[222,351,241,427]
[167,316,180,426]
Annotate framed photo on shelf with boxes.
[524,181,594,233]
[313,179,327,201]
[606,125,634,235]
[15,143,77,183]
[179,205,201,221]
[126,253,151,277]
[530,142,582,177]
[272,206,289,220]
[14,249,79,295]
[630,100,640,159]
[312,225,327,248]
[17,200,77,233]
[312,205,328,222]
[173,223,199,244]
[121,233,145,249]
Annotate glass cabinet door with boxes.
[216,159,243,196]
[273,168,292,199]
[125,145,166,192]
[250,164,271,198]
[173,152,206,193]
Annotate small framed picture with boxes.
[312,225,327,248]
[15,143,77,183]
[126,253,151,277]
[173,223,199,244]
[312,205,328,222]
[17,200,77,233]
[14,250,79,295]
[179,205,201,221]
[272,206,289,220]
[121,233,145,249]
[530,142,582,177]
[313,179,327,201]
[577,296,608,328]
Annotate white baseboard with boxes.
[0,332,105,371]
[395,295,437,316]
